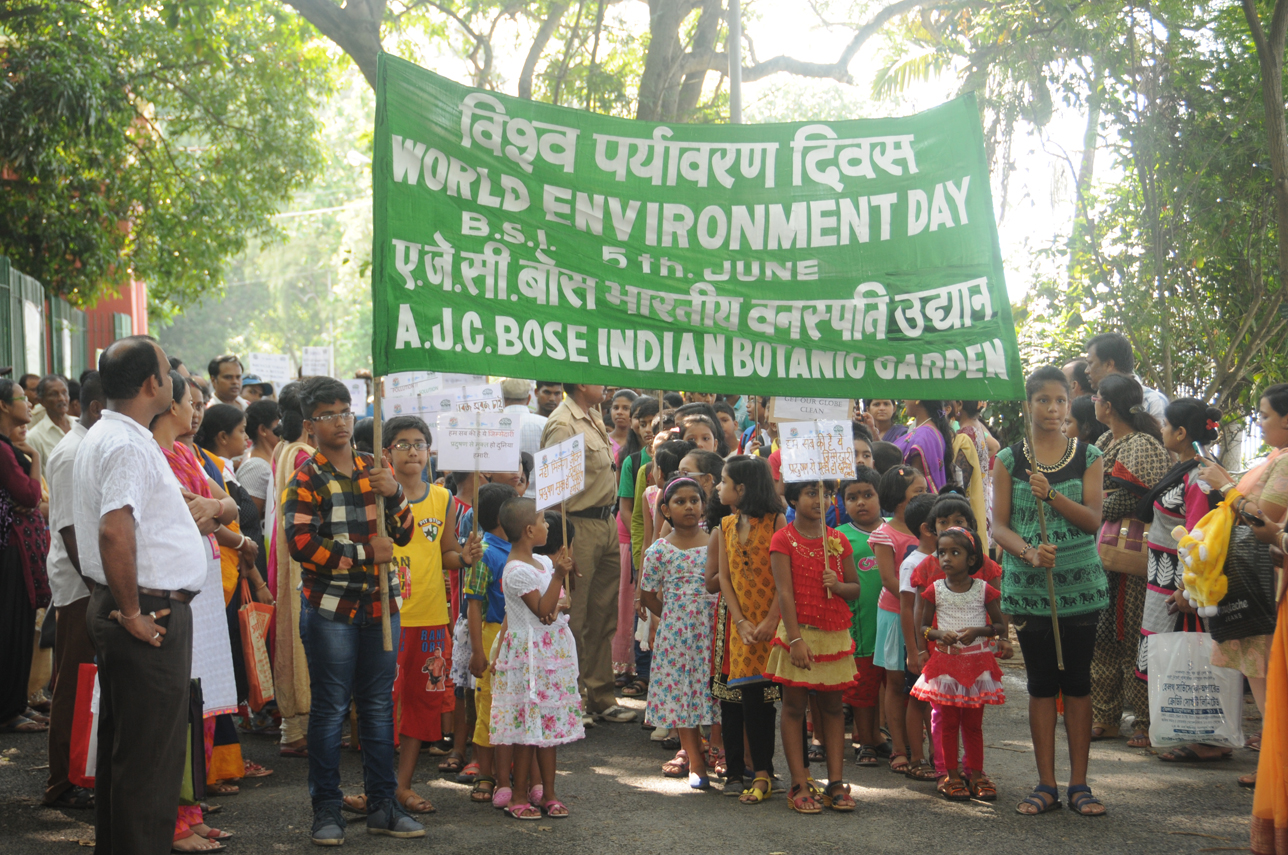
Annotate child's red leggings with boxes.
[931,703,983,776]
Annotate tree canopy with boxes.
[0,0,332,311]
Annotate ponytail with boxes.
[1163,398,1221,446]
[1096,374,1162,443]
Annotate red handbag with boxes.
[68,663,98,789]
[238,578,276,711]
[1098,517,1149,576]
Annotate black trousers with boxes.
[87,586,192,855]
[0,543,36,723]
[46,595,97,803]
[720,682,778,779]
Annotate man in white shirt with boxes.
[1084,332,1169,421]
[76,336,219,855]
[207,353,244,409]
[28,374,72,462]
[41,371,106,811]
[500,378,547,458]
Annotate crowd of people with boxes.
[0,329,1284,854]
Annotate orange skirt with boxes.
[1251,594,1288,855]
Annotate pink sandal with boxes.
[506,802,541,820]
[541,799,569,818]
[491,786,512,809]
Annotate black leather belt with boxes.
[567,505,615,521]
[138,587,197,604]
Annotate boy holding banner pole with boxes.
[540,384,638,724]
[283,377,423,843]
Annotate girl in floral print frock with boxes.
[488,498,583,820]
[640,477,718,790]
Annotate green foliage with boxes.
[0,0,332,310]
[156,75,374,377]
[873,0,1288,413]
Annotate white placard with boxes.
[435,412,521,473]
[534,435,586,511]
[343,380,369,412]
[457,383,505,412]
[380,384,505,419]
[443,373,486,387]
[769,397,854,423]
[301,346,333,378]
[248,353,292,389]
[778,420,855,482]
[384,371,442,397]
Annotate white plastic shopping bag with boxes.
[1147,631,1244,749]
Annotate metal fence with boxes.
[1,256,89,380]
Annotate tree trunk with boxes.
[675,0,722,119]
[637,0,689,121]
[1067,63,1101,283]
[520,2,570,100]
[283,0,386,89]
[1242,0,1288,283]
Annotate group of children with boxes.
[383,397,1014,821]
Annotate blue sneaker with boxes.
[366,799,426,838]
[311,805,346,846]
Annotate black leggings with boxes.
[720,683,778,778]
[1015,613,1099,698]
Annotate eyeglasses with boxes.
[391,440,429,452]
[309,411,354,424]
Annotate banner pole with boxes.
[373,378,393,652]
[473,412,481,540]
[561,498,571,591]
[728,0,743,125]
[1023,402,1063,670]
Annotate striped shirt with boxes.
[284,449,414,623]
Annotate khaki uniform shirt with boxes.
[539,396,616,513]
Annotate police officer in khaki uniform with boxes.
[539,383,637,723]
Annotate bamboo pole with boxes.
[1023,402,1063,670]
[372,379,393,652]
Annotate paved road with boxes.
[0,665,1260,854]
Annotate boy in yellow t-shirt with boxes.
[384,416,481,814]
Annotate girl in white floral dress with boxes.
[489,498,583,820]
[640,477,718,789]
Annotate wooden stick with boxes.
[560,498,572,591]
[1022,402,1062,670]
[372,379,392,652]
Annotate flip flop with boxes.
[541,799,569,818]
[456,761,481,784]
[279,745,308,758]
[341,794,367,814]
[397,791,436,814]
[0,715,47,733]
[207,783,239,796]
[437,753,465,774]
[506,802,541,820]
[241,761,273,778]
[196,827,234,841]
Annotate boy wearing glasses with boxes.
[381,416,481,814]
[283,377,422,844]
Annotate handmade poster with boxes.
[435,411,521,472]
[768,397,854,423]
[343,380,369,411]
[302,346,333,378]
[384,371,443,396]
[248,353,291,389]
[371,53,1023,399]
[534,434,586,511]
[778,420,855,482]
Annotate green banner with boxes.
[372,53,1024,399]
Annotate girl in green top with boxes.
[992,366,1108,818]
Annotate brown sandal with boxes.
[787,783,822,814]
[470,776,496,802]
[822,781,855,811]
[937,775,972,801]
[906,759,938,781]
[966,773,997,801]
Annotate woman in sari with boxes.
[1249,512,1287,855]
[894,399,957,493]
[955,401,999,544]
[1089,374,1171,748]
[1197,383,1288,795]
[0,379,50,734]
[152,370,242,851]
[192,399,275,780]
[269,384,315,758]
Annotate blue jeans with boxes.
[302,597,400,811]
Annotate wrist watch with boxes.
[1044,487,1056,503]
